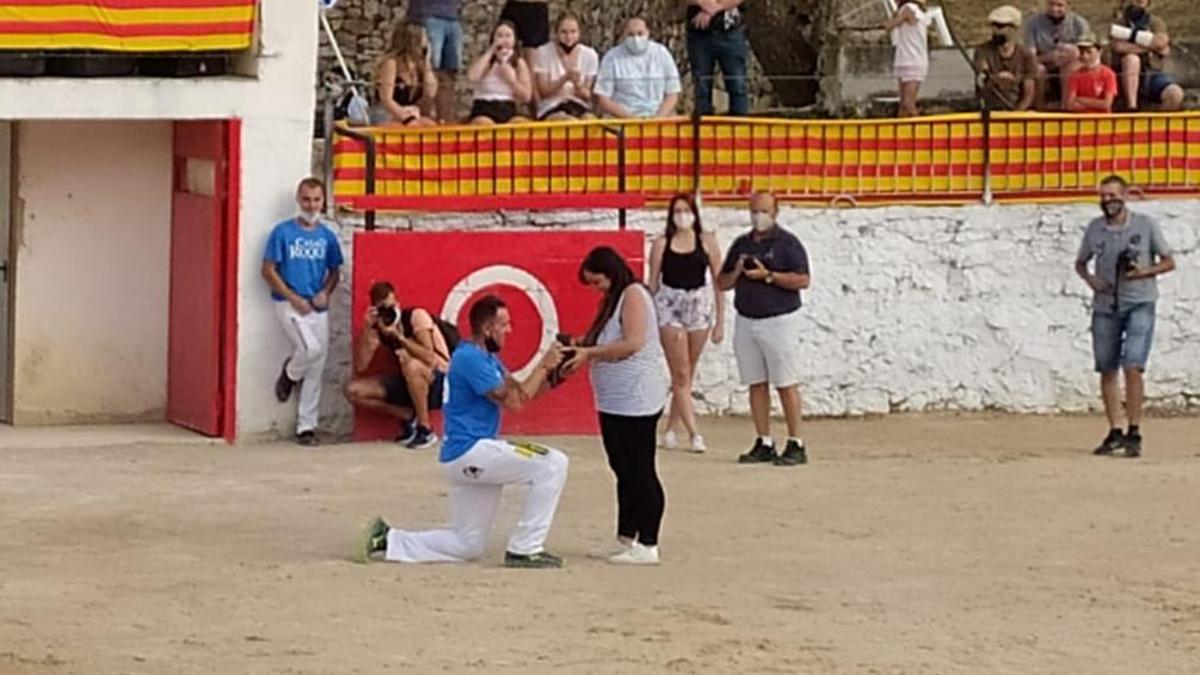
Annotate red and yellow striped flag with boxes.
[0,0,256,52]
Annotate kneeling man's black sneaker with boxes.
[739,439,778,464]
[1123,433,1143,458]
[775,441,808,466]
[1093,429,1124,456]
[503,550,564,569]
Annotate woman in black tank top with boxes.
[648,193,727,454]
[377,22,439,126]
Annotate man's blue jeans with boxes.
[686,27,750,116]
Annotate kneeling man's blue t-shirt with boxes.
[441,342,506,463]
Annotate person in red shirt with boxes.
[1065,33,1117,112]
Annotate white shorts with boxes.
[655,285,714,332]
[895,64,927,84]
[734,312,802,388]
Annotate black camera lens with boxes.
[377,305,398,326]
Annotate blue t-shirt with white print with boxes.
[441,342,506,463]
[263,219,344,305]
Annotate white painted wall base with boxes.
[315,200,1197,433]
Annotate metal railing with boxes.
[330,112,1200,211]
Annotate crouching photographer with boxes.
[345,281,458,449]
[1074,175,1175,458]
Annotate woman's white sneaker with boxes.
[690,434,707,453]
[661,430,678,449]
[608,542,659,565]
[588,538,632,559]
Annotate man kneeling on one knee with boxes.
[356,295,570,568]
[345,281,450,449]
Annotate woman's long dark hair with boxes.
[579,246,639,346]
[665,192,702,243]
[490,20,523,67]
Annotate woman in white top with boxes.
[886,0,932,117]
[465,20,534,125]
[564,247,669,566]
[531,14,599,120]
[648,193,725,453]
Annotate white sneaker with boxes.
[608,542,659,565]
[588,538,632,559]
[661,430,678,449]
[690,434,707,453]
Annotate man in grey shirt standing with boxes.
[1074,175,1175,458]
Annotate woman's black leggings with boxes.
[598,410,665,546]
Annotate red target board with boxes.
[351,230,645,440]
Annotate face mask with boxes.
[496,48,514,63]
[625,35,650,55]
[558,41,578,53]
[751,213,774,232]
[299,208,321,224]
[484,336,501,353]
[674,212,694,230]
[1124,5,1147,23]
[990,32,1010,47]
[1101,198,1125,219]
[1049,14,1065,25]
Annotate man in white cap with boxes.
[973,5,1036,111]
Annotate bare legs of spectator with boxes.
[661,326,708,442]
[777,384,803,439]
[1035,45,1080,110]
[434,71,456,122]
[748,382,803,440]
[1159,84,1185,112]
[1120,54,1142,111]
[1103,368,1145,431]
[897,80,921,118]
[400,356,435,430]
[344,378,412,420]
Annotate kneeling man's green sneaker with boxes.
[355,516,390,564]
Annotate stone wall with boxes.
[317,0,784,120]
[315,201,1199,434]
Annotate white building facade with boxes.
[0,0,320,441]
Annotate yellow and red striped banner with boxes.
[332,113,1200,208]
[0,0,256,52]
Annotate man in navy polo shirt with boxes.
[261,178,344,446]
[717,192,812,466]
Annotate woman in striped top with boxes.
[563,247,669,565]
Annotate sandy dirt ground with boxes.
[2,414,1198,675]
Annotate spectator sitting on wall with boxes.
[466,21,534,125]
[1109,0,1184,111]
[376,22,438,126]
[1025,0,1090,109]
[406,0,462,124]
[1065,33,1118,112]
[685,0,750,116]
[531,14,599,120]
[594,17,682,119]
[262,178,343,447]
[974,5,1036,111]
[344,281,451,450]
[885,0,932,118]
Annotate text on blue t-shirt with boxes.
[263,219,344,303]
[440,342,506,463]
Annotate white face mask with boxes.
[674,211,694,231]
[299,209,321,224]
[625,35,650,55]
[751,212,774,232]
